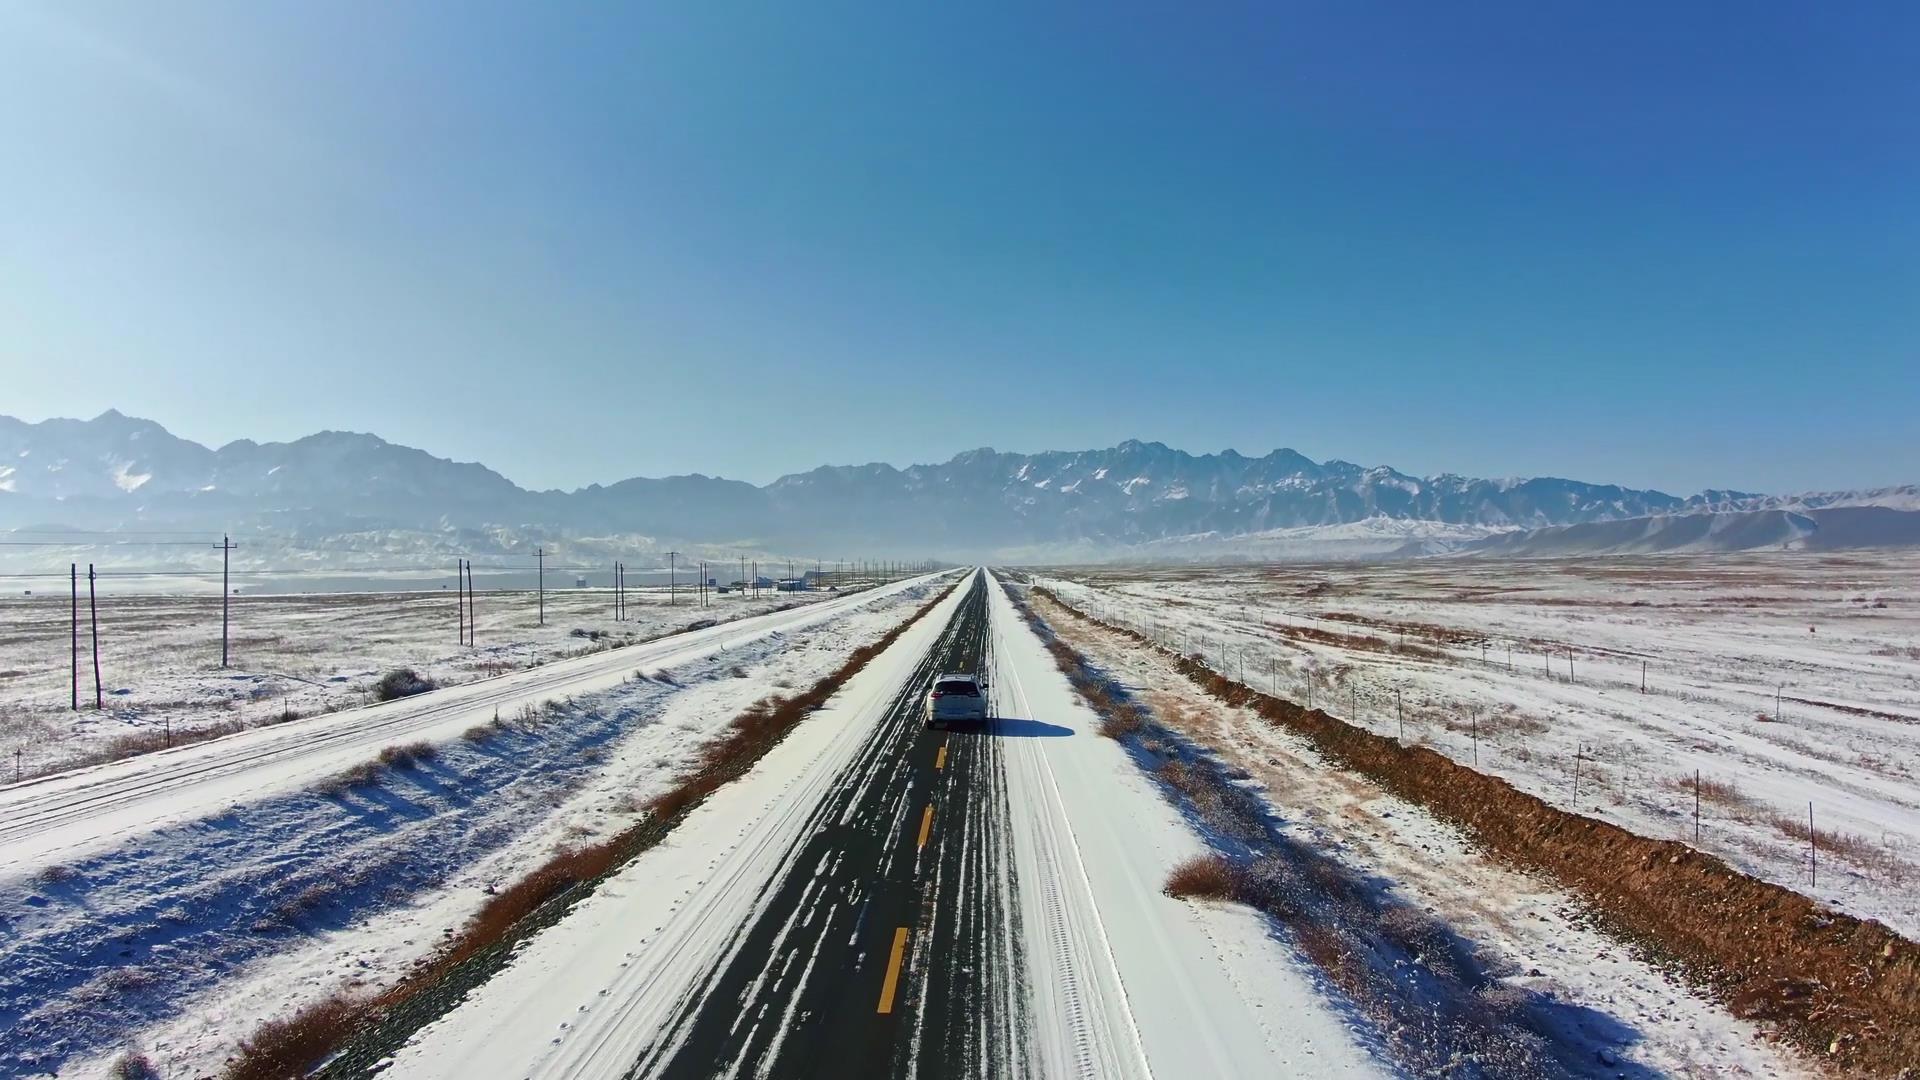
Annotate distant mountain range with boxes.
[0,410,1913,567]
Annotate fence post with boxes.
[1694,769,1701,844]
[1471,711,1478,766]
[1809,802,1817,888]
[1572,744,1583,808]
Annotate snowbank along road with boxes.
[384,570,1378,1079]
[0,574,949,878]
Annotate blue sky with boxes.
[2,2,1914,494]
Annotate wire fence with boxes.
[1029,576,1916,893]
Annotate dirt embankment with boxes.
[1034,587,1920,1077]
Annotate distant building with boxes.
[575,576,589,588]
[776,578,807,592]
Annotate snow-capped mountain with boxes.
[0,411,1908,563]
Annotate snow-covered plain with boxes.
[1027,587,1804,1077]
[1034,551,1920,938]
[0,575,951,1076]
[0,583,834,776]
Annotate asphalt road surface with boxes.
[641,573,1029,1078]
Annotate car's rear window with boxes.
[935,680,979,696]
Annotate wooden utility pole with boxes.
[467,560,477,645]
[70,564,78,710]
[457,560,466,643]
[215,534,236,666]
[536,547,546,626]
[667,551,680,607]
[88,564,101,710]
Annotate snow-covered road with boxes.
[0,574,949,879]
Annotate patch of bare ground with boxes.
[220,579,960,1080]
[1033,586,1920,1076]
[1319,610,1484,647]
[1783,695,1920,726]
[1263,619,1453,662]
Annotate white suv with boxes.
[925,673,987,729]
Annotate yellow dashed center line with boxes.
[916,803,934,849]
[877,926,910,1013]
[935,743,948,771]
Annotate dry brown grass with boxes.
[222,994,364,1080]
[373,668,437,702]
[110,1052,159,1080]
[53,718,250,773]
[33,863,79,887]
[316,760,383,796]
[1665,773,1761,812]
[377,741,437,769]
[1163,854,1236,900]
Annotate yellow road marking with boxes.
[916,804,934,849]
[935,743,948,771]
[877,926,910,1013]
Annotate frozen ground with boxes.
[1033,551,1920,938]
[0,583,835,776]
[6,575,949,1078]
[1028,587,1804,1077]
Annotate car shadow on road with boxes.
[978,716,1074,738]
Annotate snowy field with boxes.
[0,584,837,777]
[1033,551,1920,938]
[2,575,949,1077]
[1024,586,1801,1077]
